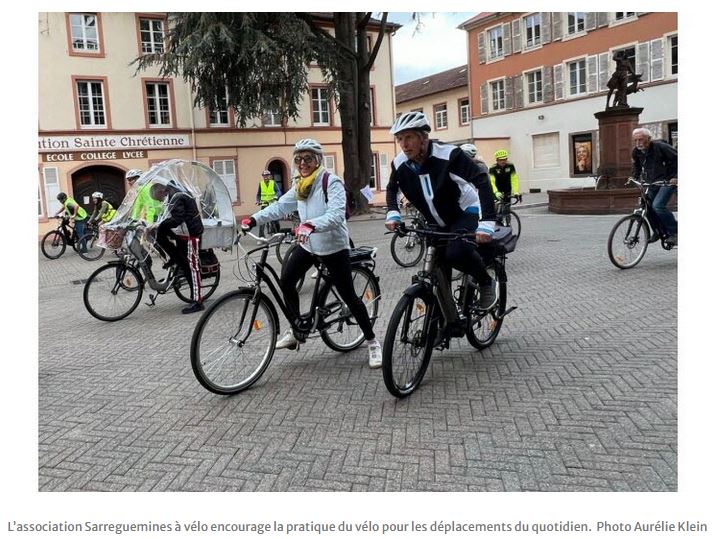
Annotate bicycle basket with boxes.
[97,225,126,250]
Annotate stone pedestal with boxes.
[594,107,643,188]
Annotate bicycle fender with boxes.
[402,281,433,299]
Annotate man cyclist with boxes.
[87,191,116,226]
[460,143,489,172]
[55,192,88,253]
[385,111,498,309]
[256,170,282,235]
[125,169,164,223]
[631,127,678,245]
[489,150,521,203]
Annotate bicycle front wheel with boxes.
[190,290,277,395]
[382,290,436,398]
[78,233,105,261]
[608,215,649,269]
[466,265,506,349]
[506,210,521,239]
[41,230,66,259]
[173,267,221,303]
[390,230,425,267]
[83,263,144,321]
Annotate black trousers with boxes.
[442,212,492,286]
[281,246,375,340]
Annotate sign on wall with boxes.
[38,133,191,153]
[41,150,147,162]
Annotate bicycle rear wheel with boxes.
[78,233,105,261]
[83,263,143,321]
[190,290,277,395]
[466,265,506,349]
[319,266,380,352]
[390,229,425,267]
[41,230,66,259]
[608,215,649,269]
[173,267,221,303]
[382,290,436,398]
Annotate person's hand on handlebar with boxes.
[669,177,678,186]
[295,222,315,244]
[475,221,495,244]
[240,217,256,233]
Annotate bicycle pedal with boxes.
[145,294,158,307]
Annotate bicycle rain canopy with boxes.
[99,159,236,249]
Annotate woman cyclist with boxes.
[87,192,117,226]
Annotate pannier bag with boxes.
[490,225,518,255]
[199,248,220,276]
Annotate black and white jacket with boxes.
[385,140,496,232]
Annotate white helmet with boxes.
[390,111,431,135]
[125,169,142,181]
[293,138,323,156]
[91,191,104,199]
[460,144,478,159]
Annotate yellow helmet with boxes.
[495,150,509,159]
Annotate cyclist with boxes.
[631,127,678,245]
[150,181,205,314]
[241,138,383,368]
[125,169,163,223]
[384,111,498,310]
[489,150,521,203]
[54,192,88,253]
[255,169,282,234]
[460,143,489,172]
[87,192,116,226]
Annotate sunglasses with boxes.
[293,155,316,165]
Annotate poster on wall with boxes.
[572,133,593,175]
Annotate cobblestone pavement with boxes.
[38,207,677,491]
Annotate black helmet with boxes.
[57,192,67,202]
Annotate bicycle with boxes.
[275,211,301,264]
[190,231,381,395]
[257,199,281,238]
[83,224,221,321]
[390,202,427,267]
[76,222,106,261]
[607,178,677,269]
[382,223,517,398]
[41,216,101,261]
[495,194,522,240]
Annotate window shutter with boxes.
[553,64,564,100]
[43,167,62,215]
[480,83,488,115]
[213,160,237,201]
[512,19,521,53]
[587,55,598,93]
[541,13,551,43]
[650,38,664,81]
[478,32,486,64]
[597,12,609,28]
[598,52,610,91]
[379,153,389,186]
[637,42,651,83]
[514,75,524,109]
[552,12,563,41]
[543,66,554,103]
[586,13,597,31]
[505,76,514,110]
[503,23,512,56]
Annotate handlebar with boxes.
[626,177,673,188]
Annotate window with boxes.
[566,12,585,35]
[145,82,171,126]
[140,17,165,54]
[525,70,543,104]
[669,35,678,75]
[212,159,237,201]
[209,88,229,126]
[434,103,447,129]
[76,80,107,128]
[262,110,282,127]
[459,98,470,125]
[490,80,505,111]
[523,14,542,49]
[69,13,99,52]
[614,12,635,21]
[324,155,336,174]
[568,59,587,96]
[369,153,378,188]
[311,87,330,125]
[487,26,503,60]
[369,87,376,126]
[615,46,636,71]
[532,132,560,168]
[42,167,61,216]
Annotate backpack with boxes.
[321,171,354,220]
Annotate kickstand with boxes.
[145,293,158,307]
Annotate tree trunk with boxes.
[354,13,373,213]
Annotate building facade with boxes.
[38,12,399,234]
[460,12,678,191]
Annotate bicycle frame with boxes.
[628,178,672,240]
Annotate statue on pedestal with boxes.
[606,50,643,109]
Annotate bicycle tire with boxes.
[465,265,507,349]
[173,267,221,303]
[190,289,277,395]
[390,229,425,267]
[382,290,437,398]
[83,263,144,321]
[77,232,105,261]
[608,215,649,269]
[507,210,521,240]
[40,230,66,259]
[318,266,381,352]
[275,236,294,264]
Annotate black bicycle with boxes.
[257,200,281,238]
[382,224,517,398]
[390,202,427,267]
[41,216,102,261]
[607,179,677,269]
[495,194,522,240]
[190,231,381,395]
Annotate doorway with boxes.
[71,165,126,212]
[267,159,289,193]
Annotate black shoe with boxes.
[181,302,204,314]
[665,234,678,246]
[478,281,498,310]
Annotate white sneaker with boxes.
[310,270,318,279]
[367,339,382,368]
[276,329,299,350]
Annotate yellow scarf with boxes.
[295,167,322,200]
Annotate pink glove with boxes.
[295,222,315,243]
[240,217,256,231]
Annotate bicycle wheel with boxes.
[77,233,105,261]
[190,290,277,395]
[608,215,649,269]
[275,236,293,264]
[318,266,380,352]
[390,229,425,267]
[173,267,221,303]
[466,265,507,349]
[382,290,437,398]
[40,230,66,259]
[83,263,144,321]
[506,210,521,239]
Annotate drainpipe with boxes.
[187,82,197,160]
